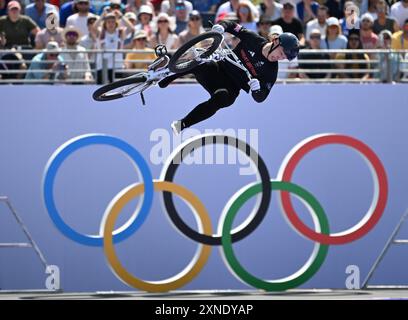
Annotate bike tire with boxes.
[92,73,148,102]
[168,32,223,74]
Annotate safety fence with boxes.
[0,49,407,84]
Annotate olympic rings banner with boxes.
[43,133,388,292]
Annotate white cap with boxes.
[326,17,340,27]
[360,13,374,23]
[43,41,61,53]
[124,12,137,21]
[269,24,283,36]
[138,4,153,16]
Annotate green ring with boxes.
[221,181,330,291]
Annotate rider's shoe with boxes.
[171,120,183,135]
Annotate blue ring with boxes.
[43,134,154,247]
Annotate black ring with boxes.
[161,134,271,245]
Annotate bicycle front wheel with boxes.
[92,73,148,102]
[168,32,223,74]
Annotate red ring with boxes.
[279,134,388,245]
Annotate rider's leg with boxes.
[176,61,240,130]
[180,88,239,129]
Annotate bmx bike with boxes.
[92,31,252,105]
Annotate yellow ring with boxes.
[102,181,213,292]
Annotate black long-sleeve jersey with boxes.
[218,20,278,103]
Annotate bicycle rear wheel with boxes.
[168,32,223,74]
[92,73,148,102]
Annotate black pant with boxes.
[161,61,241,128]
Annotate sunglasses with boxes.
[158,20,169,23]
[362,19,371,23]
[190,16,200,21]
[66,32,79,37]
[77,1,89,5]
[175,5,185,10]
[135,38,147,41]
[349,37,360,41]
[239,7,250,14]
[110,4,120,9]
[48,53,59,57]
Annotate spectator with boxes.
[236,0,257,32]
[66,0,97,36]
[366,0,379,20]
[306,5,328,41]
[174,0,188,33]
[178,10,205,46]
[355,0,369,14]
[0,1,40,49]
[377,29,401,81]
[272,0,305,45]
[0,0,7,17]
[35,12,64,48]
[189,0,219,13]
[391,18,408,49]
[125,0,155,16]
[135,4,154,39]
[123,11,137,48]
[360,13,379,49]
[150,12,179,49]
[339,1,360,36]
[299,28,331,79]
[257,0,283,21]
[79,15,97,62]
[390,0,408,28]
[161,0,192,20]
[25,0,59,29]
[325,0,346,19]
[125,29,156,70]
[297,0,320,25]
[25,40,68,82]
[98,0,125,16]
[60,0,95,27]
[60,25,93,82]
[0,31,27,80]
[257,14,274,39]
[320,17,348,56]
[334,29,370,80]
[373,0,399,33]
[270,24,298,80]
[215,0,240,22]
[93,11,126,83]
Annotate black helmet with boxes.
[278,32,299,61]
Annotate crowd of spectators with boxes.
[0,0,407,83]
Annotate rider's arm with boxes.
[218,20,267,49]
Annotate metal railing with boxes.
[0,48,407,84]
